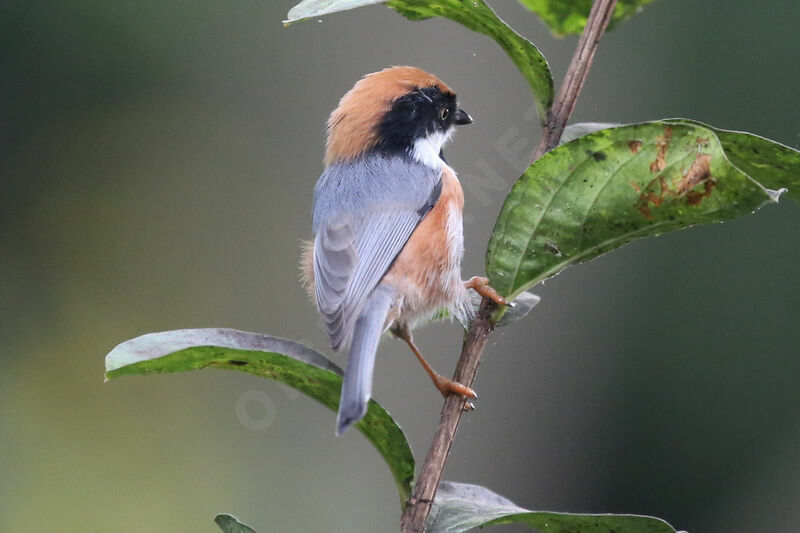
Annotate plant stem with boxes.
[532,0,619,162]
[400,1,618,531]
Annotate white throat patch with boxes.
[411,128,454,169]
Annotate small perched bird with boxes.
[301,66,507,435]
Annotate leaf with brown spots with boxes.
[636,151,716,218]
[664,118,800,203]
[105,328,415,505]
[487,121,782,300]
[649,126,673,173]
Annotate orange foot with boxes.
[431,373,477,400]
[464,276,512,307]
[392,324,478,406]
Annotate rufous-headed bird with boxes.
[301,66,507,435]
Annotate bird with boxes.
[300,66,508,435]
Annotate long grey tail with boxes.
[336,285,393,436]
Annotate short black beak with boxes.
[454,108,473,126]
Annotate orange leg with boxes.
[392,325,477,402]
[464,276,511,306]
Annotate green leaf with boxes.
[105,328,415,504]
[285,0,554,124]
[215,514,257,533]
[662,119,800,203]
[517,0,655,37]
[486,121,788,300]
[428,482,678,533]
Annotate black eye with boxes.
[439,108,449,121]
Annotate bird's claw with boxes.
[465,276,511,307]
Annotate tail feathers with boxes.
[336,286,393,435]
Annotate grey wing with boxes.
[312,156,441,351]
[313,220,357,348]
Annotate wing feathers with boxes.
[314,222,357,348]
[311,155,441,351]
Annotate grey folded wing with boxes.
[311,155,442,351]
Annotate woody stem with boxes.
[400,1,619,531]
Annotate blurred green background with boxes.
[2,1,800,531]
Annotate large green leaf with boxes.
[428,482,678,533]
[285,0,554,123]
[517,0,655,37]
[105,328,414,504]
[486,121,790,300]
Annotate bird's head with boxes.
[324,66,473,168]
